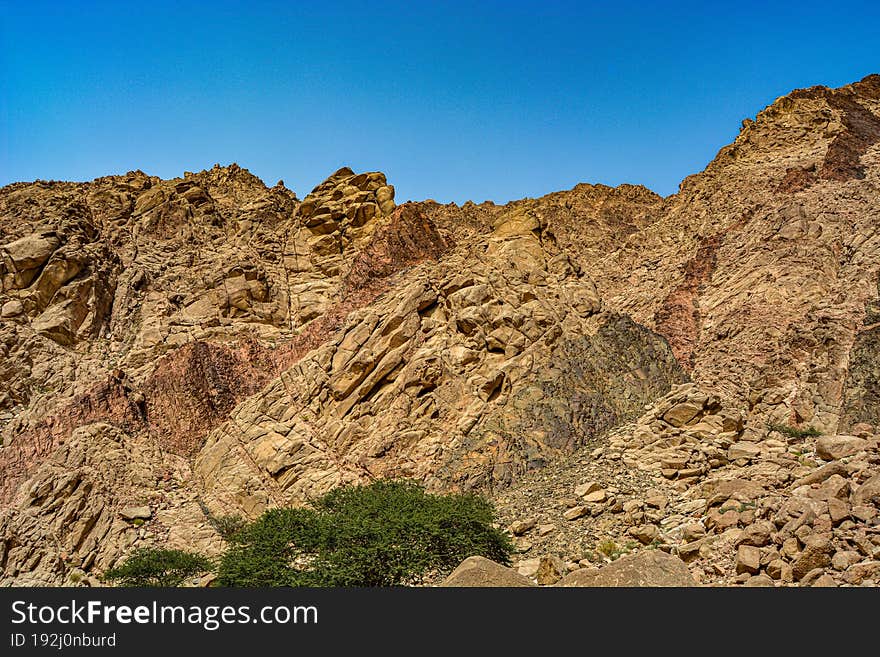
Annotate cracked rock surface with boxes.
[2,75,880,586]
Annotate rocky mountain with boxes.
[2,74,879,586]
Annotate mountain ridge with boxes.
[1,74,879,586]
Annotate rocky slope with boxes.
[1,74,879,586]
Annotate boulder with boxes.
[509,519,536,536]
[735,521,774,547]
[1,232,60,288]
[735,545,761,574]
[557,551,696,587]
[816,435,868,460]
[1,299,23,317]
[663,402,702,427]
[441,556,536,587]
[744,574,775,587]
[583,489,607,503]
[790,461,849,489]
[119,506,152,521]
[853,474,880,506]
[515,558,541,578]
[728,442,761,461]
[575,481,603,497]
[629,524,660,545]
[563,505,589,521]
[792,541,832,581]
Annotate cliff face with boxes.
[2,75,880,586]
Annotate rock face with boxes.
[3,75,880,586]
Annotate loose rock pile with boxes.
[497,383,880,586]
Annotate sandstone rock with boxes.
[735,521,774,547]
[704,479,766,508]
[735,545,761,574]
[811,574,837,587]
[120,506,152,521]
[811,474,850,501]
[441,556,535,587]
[515,558,541,578]
[663,402,702,427]
[831,550,861,571]
[728,442,761,461]
[799,568,826,585]
[5,76,880,590]
[792,543,832,581]
[706,508,740,532]
[644,494,667,509]
[558,550,695,587]
[816,435,868,460]
[563,505,589,521]
[630,524,660,545]
[1,232,60,288]
[682,523,706,542]
[853,474,880,506]
[851,505,877,522]
[744,574,775,587]
[765,559,787,580]
[509,519,537,536]
[583,489,607,504]
[827,498,850,525]
[842,561,880,585]
[790,461,849,489]
[676,540,703,563]
[1,299,23,317]
[575,481,602,497]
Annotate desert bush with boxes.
[767,423,822,439]
[217,479,513,587]
[103,548,213,587]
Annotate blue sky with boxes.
[1,1,878,202]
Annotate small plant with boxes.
[596,538,632,561]
[767,423,822,439]
[103,548,213,587]
[597,539,618,558]
[212,514,247,540]
[197,498,247,541]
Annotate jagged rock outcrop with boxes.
[2,74,880,586]
[0,423,213,586]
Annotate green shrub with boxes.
[767,423,822,439]
[103,548,213,587]
[217,480,513,587]
[197,498,247,541]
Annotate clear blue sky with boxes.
[1,1,878,202]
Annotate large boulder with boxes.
[557,551,696,587]
[853,474,880,506]
[0,232,60,290]
[440,556,536,587]
[816,435,868,460]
